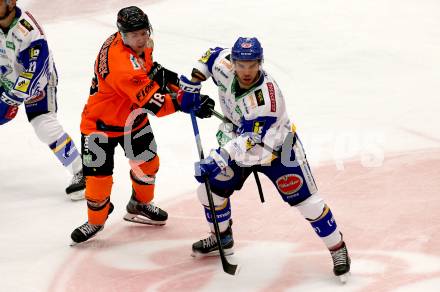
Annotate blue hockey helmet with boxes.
[231,37,263,61]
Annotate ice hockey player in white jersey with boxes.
[0,0,84,200]
[178,37,351,281]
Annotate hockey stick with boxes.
[210,109,267,203]
[189,111,239,276]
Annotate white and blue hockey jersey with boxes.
[194,47,293,166]
[0,8,56,104]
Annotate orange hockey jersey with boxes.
[80,32,178,137]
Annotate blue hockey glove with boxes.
[177,75,201,113]
[0,91,23,125]
[195,148,231,183]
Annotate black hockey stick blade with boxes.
[221,257,239,275]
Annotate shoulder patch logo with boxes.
[6,41,15,50]
[19,19,34,32]
[130,54,141,70]
[199,49,212,64]
[254,89,265,106]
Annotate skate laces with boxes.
[331,244,348,266]
[78,222,101,235]
[202,234,217,248]
[144,202,160,215]
[71,170,84,184]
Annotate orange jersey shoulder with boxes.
[81,33,177,137]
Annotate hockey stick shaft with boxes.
[189,111,239,275]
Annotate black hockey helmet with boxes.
[117,6,152,34]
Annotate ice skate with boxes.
[66,170,85,201]
[123,192,168,225]
[330,241,351,283]
[70,202,114,245]
[192,222,234,257]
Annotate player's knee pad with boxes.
[85,176,113,225]
[196,184,228,206]
[30,112,64,144]
[296,193,325,220]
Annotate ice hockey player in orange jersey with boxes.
[71,6,214,244]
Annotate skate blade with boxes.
[191,248,234,258]
[338,272,350,284]
[68,190,85,201]
[123,213,166,226]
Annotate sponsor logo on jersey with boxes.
[19,72,34,79]
[6,41,15,50]
[234,105,242,116]
[30,47,40,60]
[246,94,256,107]
[217,81,227,92]
[18,25,29,36]
[26,90,45,104]
[131,77,146,85]
[83,154,93,166]
[266,82,276,112]
[254,89,265,106]
[5,104,18,119]
[0,48,6,55]
[130,54,141,70]
[276,174,303,195]
[136,80,155,102]
[252,120,265,135]
[19,19,34,32]
[11,31,23,43]
[14,77,31,93]
[199,49,211,64]
[215,66,228,79]
[220,59,233,70]
[245,136,255,150]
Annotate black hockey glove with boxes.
[149,62,179,92]
[195,94,215,119]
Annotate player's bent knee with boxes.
[296,193,325,220]
[30,112,64,144]
[197,184,227,206]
